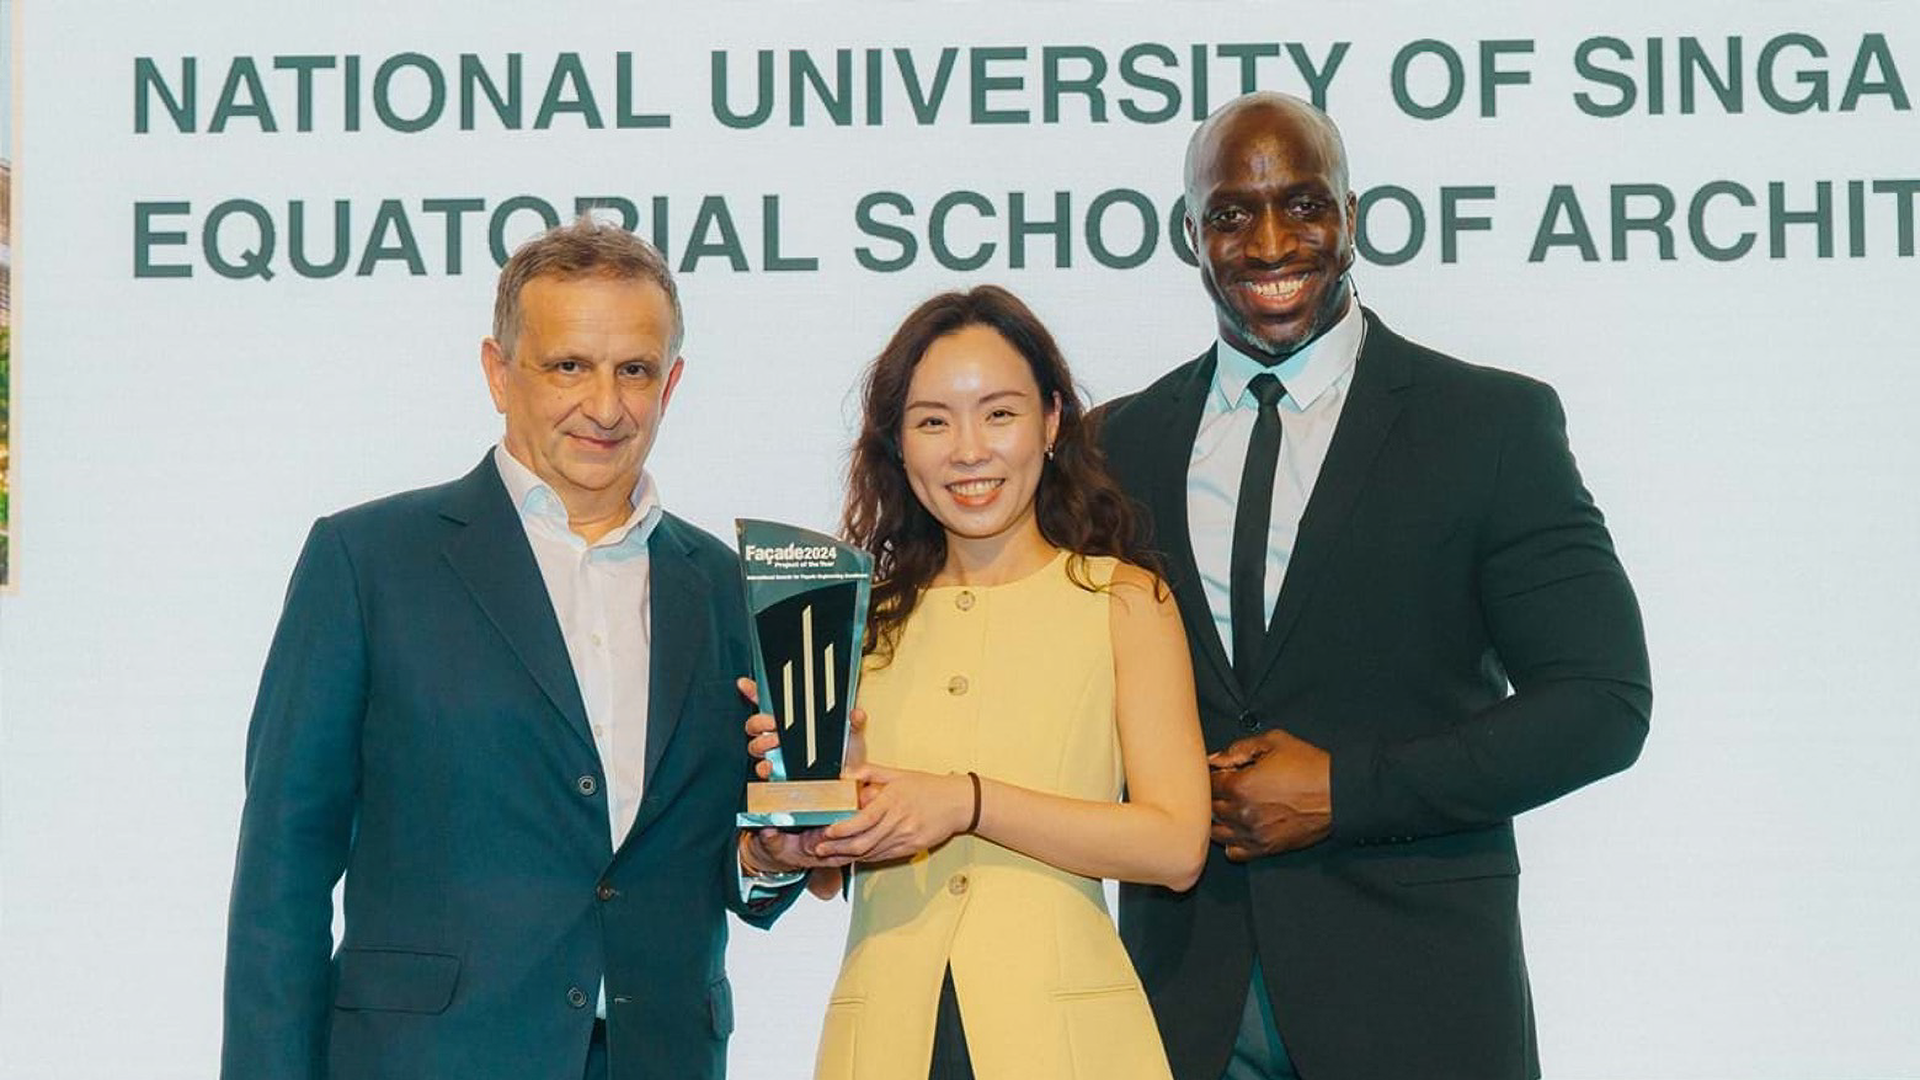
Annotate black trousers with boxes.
[929,965,975,1080]
[584,1019,608,1080]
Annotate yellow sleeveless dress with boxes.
[815,552,1174,1080]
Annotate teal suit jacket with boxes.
[1099,311,1651,1080]
[222,453,789,1080]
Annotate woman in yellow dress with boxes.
[749,285,1208,1080]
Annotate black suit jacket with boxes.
[222,454,791,1080]
[1098,311,1650,1080]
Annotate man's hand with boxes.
[740,676,866,780]
[1207,729,1333,861]
[740,826,853,875]
[737,676,861,890]
[804,868,845,900]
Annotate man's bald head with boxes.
[1184,92,1351,211]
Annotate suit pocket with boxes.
[1051,983,1139,1000]
[1055,985,1168,1079]
[332,947,460,1014]
[1392,848,1520,886]
[707,975,734,1039]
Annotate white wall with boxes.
[4,3,1918,1077]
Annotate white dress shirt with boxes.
[493,444,661,850]
[1186,299,1366,656]
[495,446,663,1019]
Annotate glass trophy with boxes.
[735,519,871,828]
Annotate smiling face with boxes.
[1186,95,1358,361]
[899,323,1061,560]
[482,273,684,527]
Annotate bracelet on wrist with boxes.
[965,771,983,834]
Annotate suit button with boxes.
[567,986,589,1008]
[1237,709,1260,731]
[955,590,975,611]
[947,675,969,696]
[947,873,969,896]
[596,882,616,901]
[576,775,599,796]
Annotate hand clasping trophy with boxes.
[735,519,872,828]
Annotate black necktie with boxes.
[1231,373,1286,683]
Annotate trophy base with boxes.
[737,779,860,829]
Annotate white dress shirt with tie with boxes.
[1185,298,1366,657]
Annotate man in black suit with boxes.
[222,219,797,1080]
[1098,92,1651,1080]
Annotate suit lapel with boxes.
[1251,310,1411,687]
[439,455,596,755]
[1147,349,1238,696]
[640,515,708,794]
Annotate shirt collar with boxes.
[492,442,663,556]
[1212,292,1365,412]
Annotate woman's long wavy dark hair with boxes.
[844,285,1157,662]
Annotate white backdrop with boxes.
[4,3,1919,1077]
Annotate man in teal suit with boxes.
[222,219,795,1080]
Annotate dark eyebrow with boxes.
[1208,178,1336,204]
[905,389,1032,411]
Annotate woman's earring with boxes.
[1045,443,1055,461]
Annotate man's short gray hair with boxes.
[492,216,683,358]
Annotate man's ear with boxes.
[1340,190,1360,272]
[481,337,510,414]
[659,355,687,412]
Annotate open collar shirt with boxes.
[493,443,662,852]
